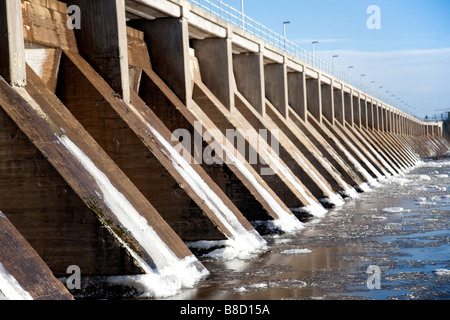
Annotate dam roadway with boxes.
[0,0,448,299]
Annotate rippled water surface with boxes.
[166,159,450,300]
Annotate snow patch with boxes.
[433,269,450,276]
[383,207,405,213]
[58,135,209,298]
[260,146,327,217]
[187,238,264,261]
[0,262,33,300]
[358,182,372,193]
[223,147,304,233]
[371,215,387,220]
[416,197,437,206]
[280,249,312,255]
[311,149,359,199]
[292,150,345,207]
[145,122,267,256]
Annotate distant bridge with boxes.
[0,0,448,300]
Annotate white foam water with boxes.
[58,135,209,298]
[223,147,304,233]
[145,122,267,255]
[292,150,345,207]
[259,145,327,218]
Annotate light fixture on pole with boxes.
[360,74,366,85]
[283,21,291,50]
[283,21,291,38]
[348,66,354,79]
[312,41,319,66]
[332,55,339,72]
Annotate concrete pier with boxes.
[0,0,448,299]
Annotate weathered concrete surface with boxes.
[137,66,292,225]
[265,101,355,198]
[288,107,365,189]
[233,52,265,116]
[56,50,226,241]
[194,82,317,211]
[265,63,288,118]
[0,69,145,276]
[140,17,192,105]
[192,37,235,110]
[0,0,448,301]
[0,213,73,300]
[66,0,130,102]
[287,71,307,121]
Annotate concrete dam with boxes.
[0,0,449,300]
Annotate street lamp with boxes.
[283,21,291,50]
[312,41,319,66]
[283,21,291,38]
[360,74,366,85]
[348,66,354,80]
[332,55,339,72]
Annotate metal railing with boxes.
[423,112,450,123]
[187,0,412,115]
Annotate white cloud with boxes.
[315,48,450,117]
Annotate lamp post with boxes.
[332,55,339,73]
[312,41,319,66]
[348,66,354,81]
[360,74,366,86]
[283,21,291,50]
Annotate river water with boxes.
[166,158,450,300]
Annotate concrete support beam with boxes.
[321,81,334,125]
[0,213,73,300]
[344,91,353,127]
[264,63,288,118]
[393,111,397,133]
[287,71,307,121]
[373,103,380,131]
[192,37,235,110]
[367,101,374,130]
[233,52,265,115]
[306,77,321,123]
[360,98,367,128]
[67,0,130,102]
[334,87,344,126]
[352,93,361,128]
[383,108,388,132]
[0,0,26,86]
[142,17,191,105]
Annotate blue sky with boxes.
[223,0,450,118]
